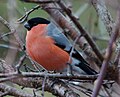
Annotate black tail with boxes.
[72,49,98,75]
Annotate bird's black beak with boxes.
[24,22,31,30]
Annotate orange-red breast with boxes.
[24,17,97,74]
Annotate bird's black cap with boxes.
[24,17,50,30]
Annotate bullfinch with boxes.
[24,17,97,75]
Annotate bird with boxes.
[24,17,97,75]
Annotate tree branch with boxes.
[58,0,103,65]
[20,0,59,3]
[92,7,120,97]
[0,83,39,97]
[91,0,114,35]
[0,72,98,81]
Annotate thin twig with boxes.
[0,16,24,50]
[58,0,103,64]
[114,50,120,66]
[0,32,15,39]
[0,83,38,97]
[67,35,82,75]
[0,72,98,82]
[41,71,47,97]
[18,5,41,23]
[0,75,21,83]
[23,64,39,72]
[69,84,91,97]
[15,54,26,73]
[0,44,21,51]
[0,91,9,97]
[103,87,112,97]
[20,0,59,4]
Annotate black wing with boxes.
[47,23,97,75]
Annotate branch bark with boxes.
[92,7,120,97]
[0,83,37,97]
[0,53,80,97]
[91,0,114,35]
[0,72,98,81]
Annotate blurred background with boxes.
[0,0,119,97]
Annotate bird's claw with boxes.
[15,64,21,74]
[66,62,73,76]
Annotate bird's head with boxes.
[24,17,50,31]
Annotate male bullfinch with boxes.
[24,17,97,75]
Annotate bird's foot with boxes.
[41,70,48,97]
[66,62,73,76]
[15,64,21,74]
